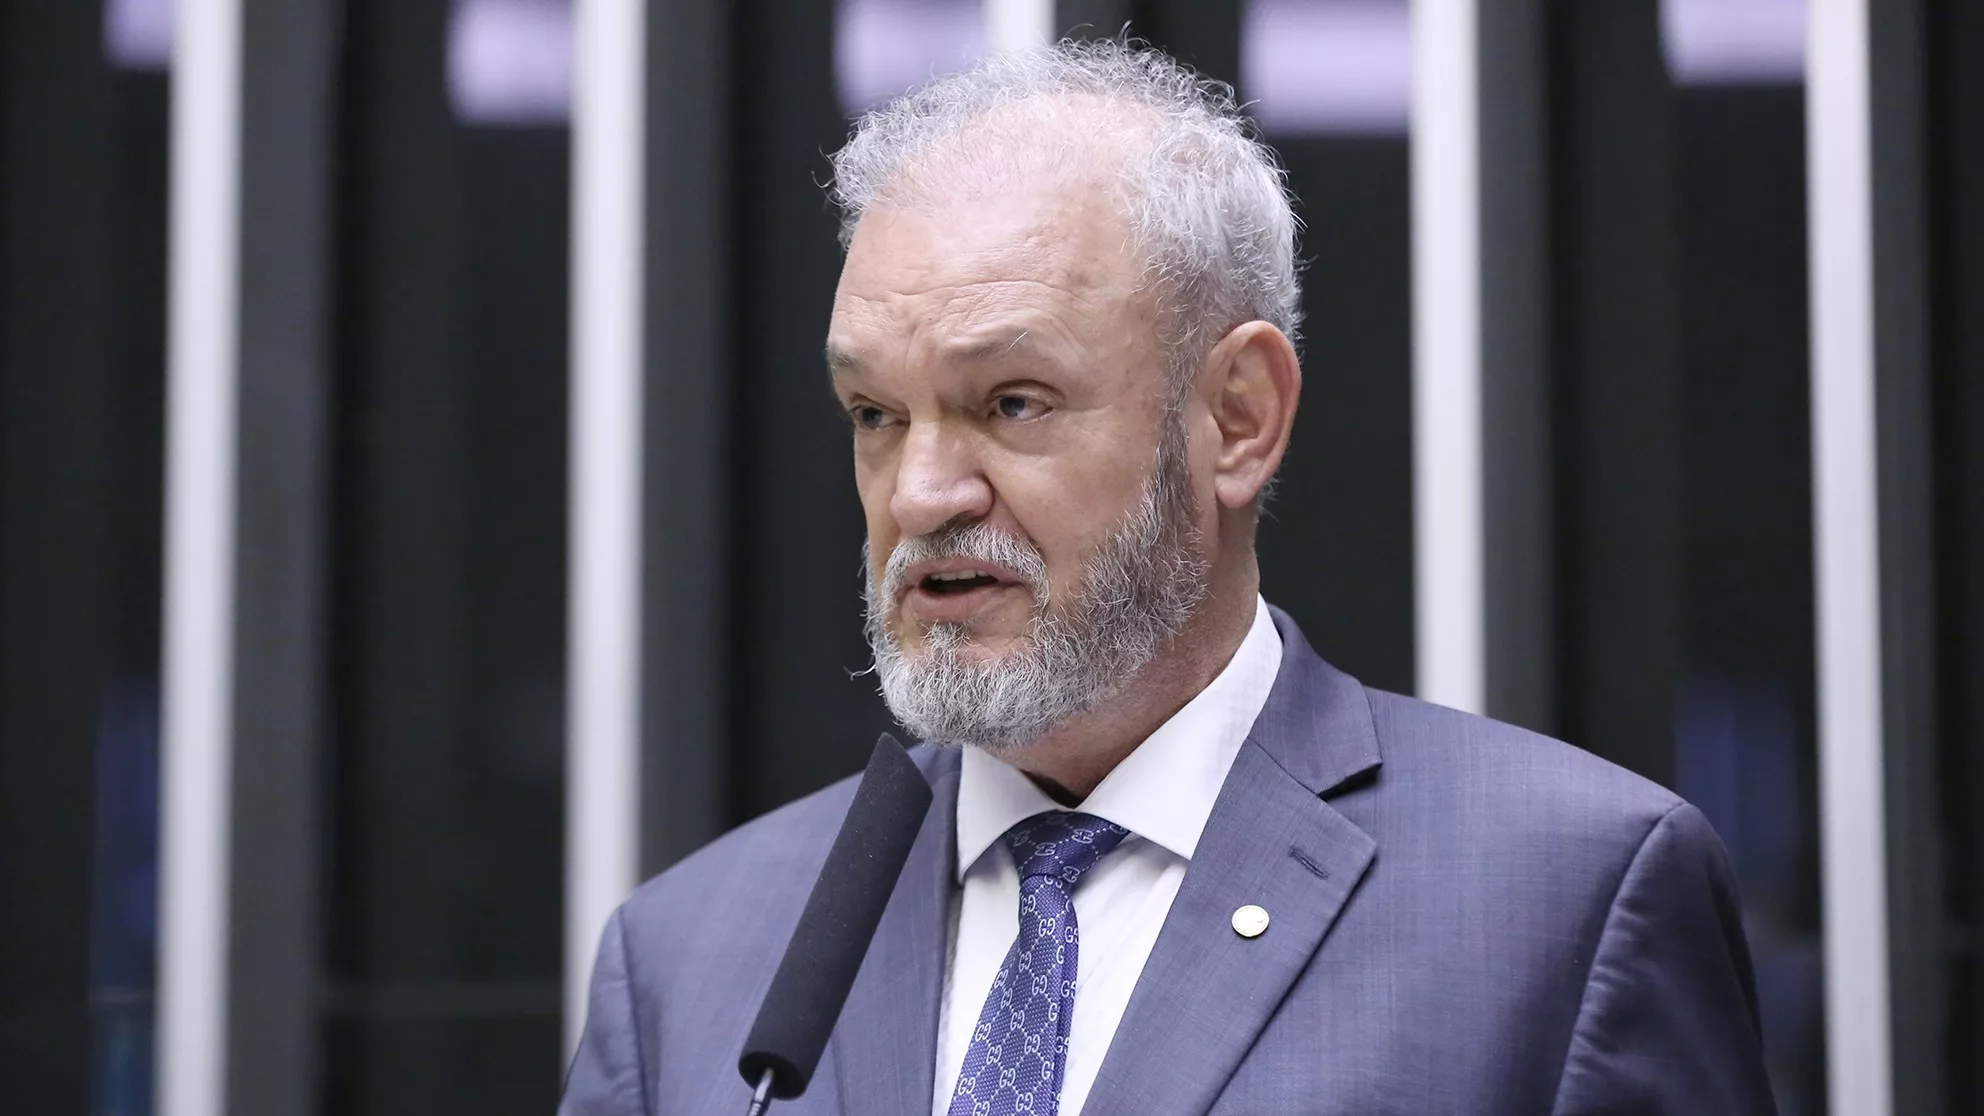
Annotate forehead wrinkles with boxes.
[832,286,1073,375]
[831,173,1178,407]
[846,198,1128,290]
[856,157,1135,265]
[838,214,1150,346]
[850,280,1096,343]
[835,273,1139,378]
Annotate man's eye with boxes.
[849,405,893,430]
[994,395,1044,421]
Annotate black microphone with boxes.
[738,733,935,1114]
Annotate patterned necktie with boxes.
[946,811,1130,1116]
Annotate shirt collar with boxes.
[954,595,1284,880]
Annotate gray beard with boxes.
[861,416,1208,752]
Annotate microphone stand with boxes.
[744,1068,777,1116]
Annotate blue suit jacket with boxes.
[562,608,1775,1114]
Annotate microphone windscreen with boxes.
[738,733,935,1099]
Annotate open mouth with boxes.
[899,561,1029,624]
[920,570,1003,596]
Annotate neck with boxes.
[1000,555,1260,804]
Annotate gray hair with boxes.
[828,39,1303,395]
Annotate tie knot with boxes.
[1004,811,1129,891]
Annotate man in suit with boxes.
[562,40,1774,1116]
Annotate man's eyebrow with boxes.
[825,345,864,377]
[827,332,1054,377]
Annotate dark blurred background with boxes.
[1,1,1978,1114]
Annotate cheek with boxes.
[852,451,897,529]
[992,456,1145,584]
[863,517,899,588]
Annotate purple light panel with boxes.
[1662,0,1806,85]
[105,0,173,70]
[835,0,986,117]
[449,0,574,125]
[1242,0,1412,138]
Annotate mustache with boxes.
[879,520,1051,605]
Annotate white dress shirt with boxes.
[931,596,1284,1116]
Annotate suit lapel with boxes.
[830,746,961,1116]
[1081,609,1383,1116]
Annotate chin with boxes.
[914,634,1028,665]
[896,616,1028,659]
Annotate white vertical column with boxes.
[159,0,242,1112]
[983,0,1054,53]
[1807,2,1894,1113]
[566,0,648,1057]
[1410,0,1485,714]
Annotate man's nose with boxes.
[889,421,993,539]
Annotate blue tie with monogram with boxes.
[945,811,1130,1116]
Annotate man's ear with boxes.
[1201,320,1301,510]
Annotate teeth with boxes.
[928,570,987,582]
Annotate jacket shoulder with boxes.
[618,769,861,936]
[613,742,953,944]
[1357,687,1687,846]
